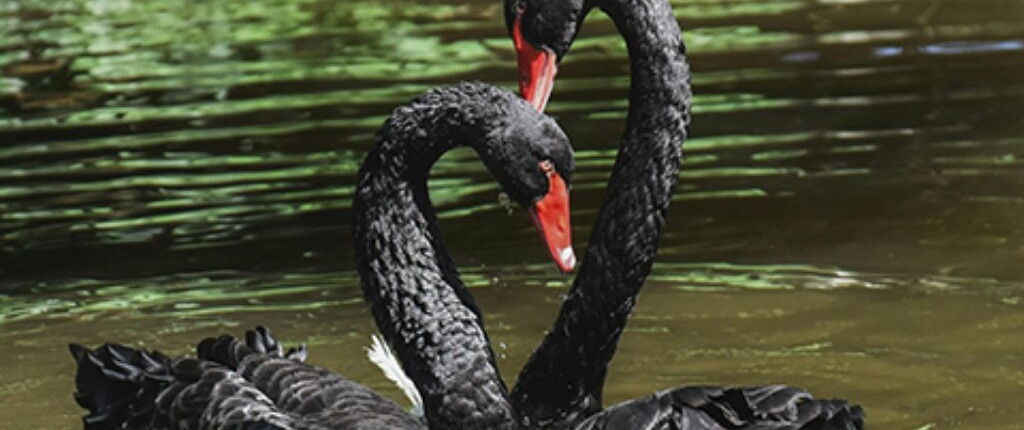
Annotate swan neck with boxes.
[511,1,691,427]
[585,0,693,376]
[354,95,517,430]
[597,0,692,136]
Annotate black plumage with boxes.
[504,0,865,429]
[68,81,575,430]
[353,81,572,430]
[574,386,864,430]
[70,326,420,430]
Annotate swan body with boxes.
[67,0,866,426]
[70,327,422,430]
[574,386,862,430]
[69,81,576,430]
[504,0,865,428]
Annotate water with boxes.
[2,0,1024,428]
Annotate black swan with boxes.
[68,81,576,430]
[504,0,865,428]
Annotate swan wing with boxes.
[156,357,298,429]
[572,385,864,430]
[70,342,296,430]
[71,327,425,430]
[197,326,425,429]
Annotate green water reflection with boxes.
[3,0,1024,428]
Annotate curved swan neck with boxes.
[586,0,691,291]
[599,0,692,121]
[354,86,518,430]
[511,0,692,427]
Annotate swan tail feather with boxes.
[366,333,424,417]
[68,343,174,429]
[197,326,308,369]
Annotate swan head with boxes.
[478,103,576,272]
[505,0,585,111]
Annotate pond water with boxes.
[2,0,1024,428]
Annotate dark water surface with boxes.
[3,0,1024,428]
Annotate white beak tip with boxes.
[558,247,576,270]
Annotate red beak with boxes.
[512,14,557,112]
[529,167,575,273]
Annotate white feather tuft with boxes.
[367,334,424,417]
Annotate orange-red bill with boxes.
[512,14,557,112]
[529,167,575,273]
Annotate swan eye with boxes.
[538,160,554,174]
[515,1,525,16]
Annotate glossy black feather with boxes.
[197,326,308,369]
[574,386,863,430]
[69,343,174,429]
[193,327,421,429]
[70,331,417,430]
[152,357,296,430]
